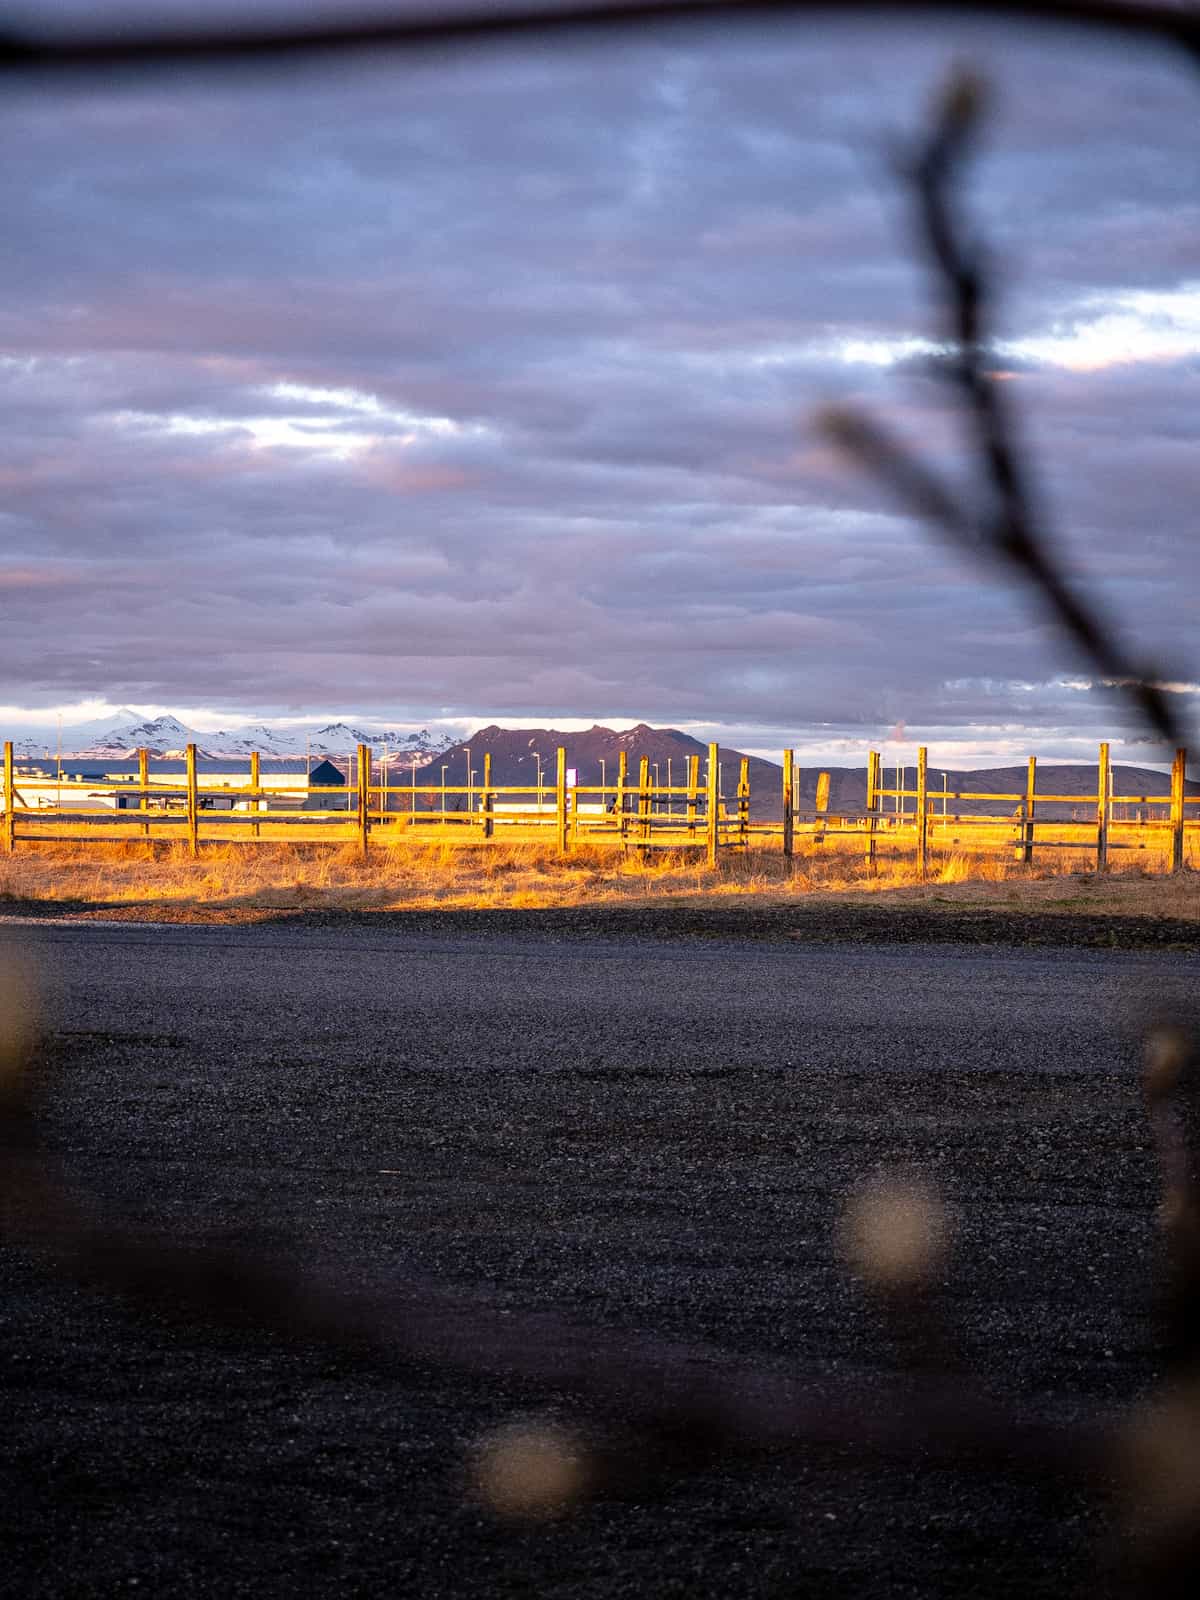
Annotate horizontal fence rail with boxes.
[3,740,1196,875]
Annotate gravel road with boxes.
[1,917,1194,1598]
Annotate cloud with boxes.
[1,7,1197,761]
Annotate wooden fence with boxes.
[856,742,1196,875]
[3,739,1197,874]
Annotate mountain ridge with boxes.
[9,712,447,763]
[414,733,1196,822]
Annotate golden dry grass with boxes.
[0,826,1196,922]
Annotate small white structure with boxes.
[11,763,312,813]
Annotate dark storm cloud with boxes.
[2,3,1199,758]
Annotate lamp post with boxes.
[411,755,419,815]
[440,764,448,819]
[465,746,472,815]
[535,750,543,813]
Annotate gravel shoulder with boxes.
[3,891,1198,951]
[1,922,1194,1598]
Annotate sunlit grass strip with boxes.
[0,834,1196,920]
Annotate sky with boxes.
[2,2,1199,766]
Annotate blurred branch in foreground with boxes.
[4,956,1200,1583]
[0,997,1099,1503]
[817,68,1190,749]
[1,2,1199,75]
[4,6,1200,1592]
[7,947,1200,1561]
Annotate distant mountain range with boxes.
[411,724,808,818]
[8,713,1190,822]
[414,732,1194,822]
[8,710,447,764]
[411,724,784,815]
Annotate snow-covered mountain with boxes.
[10,711,449,764]
[191,721,445,763]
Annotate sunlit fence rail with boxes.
[3,738,1197,873]
[851,742,1198,875]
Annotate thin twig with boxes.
[0,1080,1104,1495]
[820,69,1189,747]
[0,1,1198,75]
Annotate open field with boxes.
[2,919,1196,1598]
[1,832,1197,929]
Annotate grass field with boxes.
[1,824,1196,922]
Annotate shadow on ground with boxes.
[2,886,1198,950]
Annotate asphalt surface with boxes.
[1,918,1195,1598]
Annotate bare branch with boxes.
[0,1056,1103,1503]
[815,405,979,548]
[1144,1023,1200,1367]
[822,67,1189,747]
[0,2,1198,76]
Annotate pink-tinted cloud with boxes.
[1,8,1196,754]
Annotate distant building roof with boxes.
[302,757,348,810]
[14,757,308,776]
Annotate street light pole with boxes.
[440,764,448,819]
[465,746,472,815]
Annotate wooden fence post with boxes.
[556,746,568,856]
[1171,747,1187,873]
[1022,756,1037,865]
[637,756,651,860]
[138,746,150,840]
[687,754,699,840]
[706,742,719,869]
[1096,741,1110,872]
[916,747,928,878]
[357,743,370,859]
[737,757,750,850]
[814,771,830,846]
[865,750,879,872]
[782,748,794,859]
[616,750,628,848]
[185,742,199,858]
[249,750,260,841]
[3,741,14,855]
[483,752,493,839]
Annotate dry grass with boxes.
[0,830,1196,922]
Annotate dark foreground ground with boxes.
[1,914,1195,1598]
